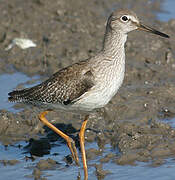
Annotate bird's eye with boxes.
[121,15,129,22]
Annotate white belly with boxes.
[74,62,125,111]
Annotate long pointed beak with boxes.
[137,23,169,38]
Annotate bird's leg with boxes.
[79,115,89,180]
[38,111,79,165]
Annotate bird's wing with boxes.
[8,60,95,105]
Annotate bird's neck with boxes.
[102,29,127,61]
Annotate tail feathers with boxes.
[8,88,31,102]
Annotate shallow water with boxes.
[1,141,175,180]
[161,117,175,129]
[0,73,29,111]
[0,73,40,112]
[157,0,175,21]
[104,159,175,180]
[0,141,97,180]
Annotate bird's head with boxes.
[107,9,169,38]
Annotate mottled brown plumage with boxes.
[9,60,94,107]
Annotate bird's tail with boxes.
[8,88,32,102]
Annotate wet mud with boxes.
[0,0,175,179]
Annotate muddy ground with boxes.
[0,0,175,179]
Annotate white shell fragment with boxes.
[5,38,36,50]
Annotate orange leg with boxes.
[79,115,89,180]
[38,111,79,165]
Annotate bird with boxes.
[8,9,169,179]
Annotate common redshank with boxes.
[8,9,169,179]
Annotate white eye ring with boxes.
[120,15,129,22]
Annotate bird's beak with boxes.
[137,23,169,38]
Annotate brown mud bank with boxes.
[0,0,175,179]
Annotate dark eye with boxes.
[121,15,129,22]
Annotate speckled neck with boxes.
[102,28,127,60]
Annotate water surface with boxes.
[157,0,175,21]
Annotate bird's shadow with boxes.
[24,123,79,158]
[44,122,80,148]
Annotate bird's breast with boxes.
[74,60,125,111]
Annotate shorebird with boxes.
[8,9,169,179]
